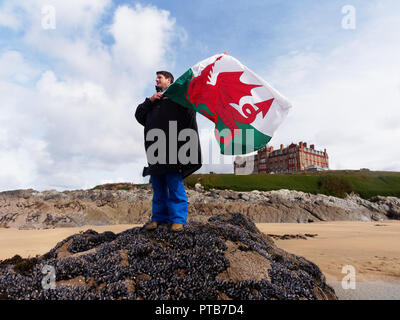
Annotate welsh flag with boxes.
[164,53,292,155]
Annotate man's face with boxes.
[156,74,171,91]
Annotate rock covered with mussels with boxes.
[0,212,337,300]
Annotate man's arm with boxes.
[134,93,163,126]
[134,98,152,126]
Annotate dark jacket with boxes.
[135,95,202,179]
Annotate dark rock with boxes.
[0,255,40,276]
[0,213,336,300]
[0,189,35,199]
[267,233,318,240]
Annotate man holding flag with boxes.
[135,53,291,232]
[135,71,202,232]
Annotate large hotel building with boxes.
[234,141,329,174]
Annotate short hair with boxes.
[156,71,174,84]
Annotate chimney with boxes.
[310,144,315,150]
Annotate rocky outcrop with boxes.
[0,213,337,300]
[369,196,400,220]
[0,184,399,229]
[0,186,153,229]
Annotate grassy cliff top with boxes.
[184,170,400,199]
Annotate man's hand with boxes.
[149,92,163,102]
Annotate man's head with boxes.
[156,71,174,92]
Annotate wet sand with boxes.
[1,221,400,300]
[258,221,400,300]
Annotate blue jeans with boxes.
[149,173,188,225]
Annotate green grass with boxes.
[117,186,131,191]
[184,170,400,199]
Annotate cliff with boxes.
[0,184,399,229]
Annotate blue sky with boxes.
[0,0,399,191]
[117,0,373,78]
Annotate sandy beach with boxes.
[1,220,399,300]
[258,221,400,300]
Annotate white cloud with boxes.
[109,4,175,78]
[0,2,184,191]
[0,51,41,84]
[0,2,22,30]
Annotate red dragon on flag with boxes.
[185,55,274,146]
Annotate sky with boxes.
[0,0,399,191]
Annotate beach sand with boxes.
[1,221,399,300]
[258,221,400,300]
